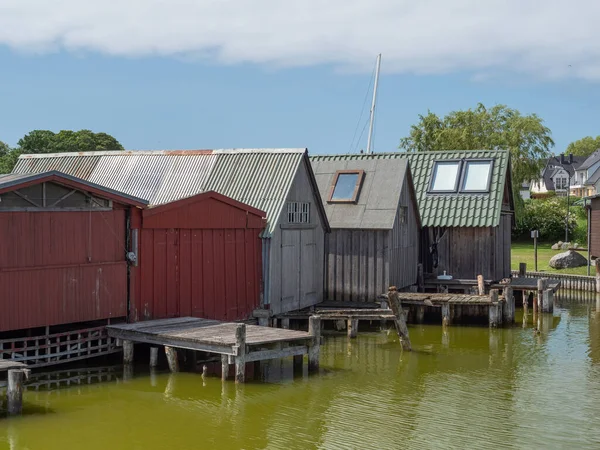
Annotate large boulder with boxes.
[549,250,588,269]
[551,243,560,250]
[561,242,571,250]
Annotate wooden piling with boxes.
[542,289,554,313]
[415,306,425,324]
[123,340,134,365]
[221,354,229,381]
[519,263,527,277]
[441,303,451,327]
[149,347,159,368]
[7,369,26,415]
[417,263,424,292]
[537,278,548,308]
[477,275,485,295]
[347,319,358,338]
[165,346,179,373]
[503,286,515,324]
[596,262,600,293]
[489,289,499,328]
[234,324,247,384]
[386,287,412,351]
[308,315,321,372]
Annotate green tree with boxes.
[399,103,554,214]
[0,140,17,174]
[18,129,124,154]
[566,136,600,157]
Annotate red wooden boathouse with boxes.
[129,191,266,322]
[0,171,147,334]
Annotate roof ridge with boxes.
[18,148,307,159]
[311,149,510,158]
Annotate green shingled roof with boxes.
[310,149,511,228]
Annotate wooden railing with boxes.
[511,270,599,292]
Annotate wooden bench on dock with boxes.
[106,317,322,383]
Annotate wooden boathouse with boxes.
[401,149,514,282]
[14,149,330,315]
[310,155,421,302]
[0,171,147,367]
[131,191,267,322]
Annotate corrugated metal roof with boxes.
[311,150,510,228]
[310,156,409,229]
[13,149,311,237]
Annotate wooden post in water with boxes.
[386,287,412,351]
[489,289,500,327]
[441,303,451,327]
[417,263,424,292]
[542,289,554,313]
[123,340,134,365]
[165,346,179,373]
[503,286,515,324]
[477,275,485,295]
[519,263,527,277]
[537,278,548,311]
[234,324,247,384]
[7,369,28,415]
[221,354,229,381]
[415,306,425,324]
[596,262,600,293]
[308,315,322,372]
[149,347,159,368]
[347,319,358,338]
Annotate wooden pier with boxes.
[1,360,29,415]
[107,317,321,383]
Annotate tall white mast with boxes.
[366,53,381,155]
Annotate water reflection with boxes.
[1,293,600,449]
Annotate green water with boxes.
[2,297,600,449]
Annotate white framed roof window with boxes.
[429,161,461,193]
[460,159,493,193]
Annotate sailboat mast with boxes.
[366,53,381,155]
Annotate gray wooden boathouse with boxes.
[310,155,421,302]
[13,149,330,315]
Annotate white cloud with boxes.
[0,0,598,79]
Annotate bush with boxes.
[514,197,578,242]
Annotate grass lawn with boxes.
[511,241,591,276]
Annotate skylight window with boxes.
[329,170,365,203]
[461,160,493,192]
[429,161,461,192]
[428,158,494,194]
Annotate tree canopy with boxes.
[565,136,600,157]
[0,130,124,174]
[399,103,554,189]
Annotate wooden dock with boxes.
[107,317,321,383]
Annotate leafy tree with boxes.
[514,197,577,243]
[399,103,554,213]
[566,136,600,157]
[0,141,17,174]
[18,129,124,154]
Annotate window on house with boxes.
[429,161,461,192]
[461,160,493,192]
[556,177,568,189]
[287,202,310,223]
[398,206,408,224]
[328,170,365,203]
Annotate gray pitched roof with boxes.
[578,149,600,170]
[310,156,412,229]
[13,149,329,237]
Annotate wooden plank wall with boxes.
[324,229,389,302]
[428,222,511,281]
[389,176,420,290]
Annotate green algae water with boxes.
[2,295,600,449]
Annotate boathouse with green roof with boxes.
[312,149,514,290]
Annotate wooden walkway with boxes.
[107,317,321,383]
[0,360,27,372]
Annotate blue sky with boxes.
[1,0,599,156]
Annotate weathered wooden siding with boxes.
[590,198,600,258]
[269,160,325,314]
[425,221,511,281]
[389,175,420,290]
[324,229,389,302]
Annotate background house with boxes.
[530,153,586,198]
[311,155,420,303]
[13,149,330,315]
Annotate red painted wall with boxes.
[0,210,129,332]
[131,192,265,322]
